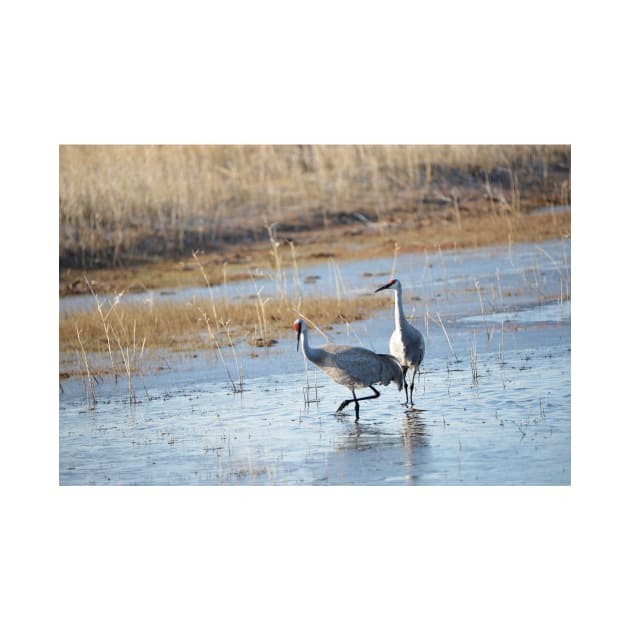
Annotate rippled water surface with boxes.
[60,239,570,485]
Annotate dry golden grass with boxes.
[60,291,391,372]
[60,144,570,268]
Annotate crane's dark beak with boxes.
[375,279,396,293]
[295,327,301,352]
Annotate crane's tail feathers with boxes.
[377,354,405,391]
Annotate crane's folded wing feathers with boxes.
[317,345,403,390]
[377,354,404,390]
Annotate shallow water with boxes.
[59,238,570,485]
[59,237,571,313]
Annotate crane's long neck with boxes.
[300,326,325,364]
[394,286,406,330]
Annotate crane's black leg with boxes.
[335,391,361,420]
[352,386,380,421]
[336,387,380,421]
[409,365,418,407]
[336,398,352,412]
[401,366,409,406]
[352,390,360,420]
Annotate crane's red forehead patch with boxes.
[293,321,301,332]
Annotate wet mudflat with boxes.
[59,238,570,485]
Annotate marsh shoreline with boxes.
[60,207,570,298]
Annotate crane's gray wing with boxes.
[319,345,402,389]
[376,354,404,390]
[400,321,426,365]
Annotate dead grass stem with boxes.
[75,326,97,408]
[470,337,480,387]
[474,279,492,341]
[432,312,460,363]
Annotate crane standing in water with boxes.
[293,319,403,421]
[375,279,425,407]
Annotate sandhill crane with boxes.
[375,279,425,407]
[293,319,403,421]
